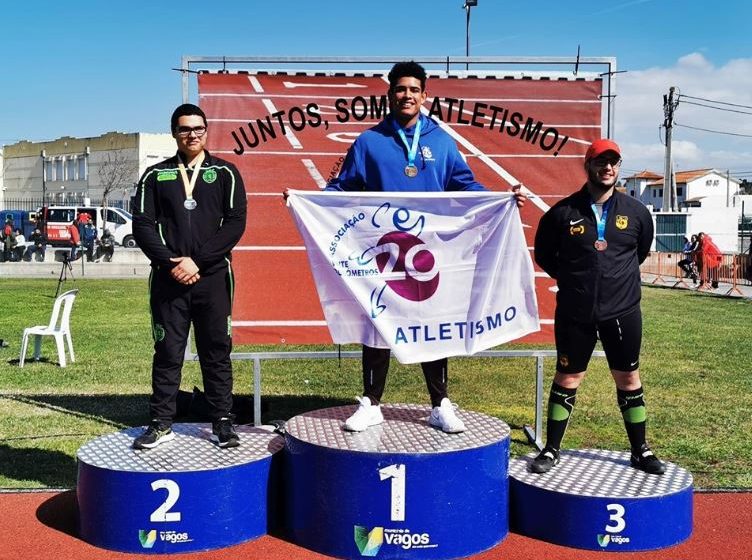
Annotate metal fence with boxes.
[0,197,131,213]
[641,251,752,292]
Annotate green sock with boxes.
[618,387,647,451]
[545,382,577,451]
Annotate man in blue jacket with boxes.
[532,139,665,475]
[326,61,524,433]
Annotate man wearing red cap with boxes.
[532,138,665,475]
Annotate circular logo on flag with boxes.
[375,232,439,301]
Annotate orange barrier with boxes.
[641,252,752,289]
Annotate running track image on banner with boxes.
[199,70,605,344]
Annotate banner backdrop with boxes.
[287,190,539,364]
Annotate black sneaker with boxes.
[133,420,174,450]
[211,417,240,448]
[530,447,560,474]
[630,444,667,475]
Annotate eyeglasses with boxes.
[175,126,207,137]
[590,156,622,168]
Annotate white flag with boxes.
[287,190,539,364]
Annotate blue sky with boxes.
[1,0,750,174]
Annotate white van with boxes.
[35,206,137,248]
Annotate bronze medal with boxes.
[404,165,418,178]
[594,239,608,251]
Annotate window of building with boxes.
[54,159,63,181]
[66,158,76,180]
[78,157,87,180]
[677,187,683,196]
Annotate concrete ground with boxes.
[0,248,150,278]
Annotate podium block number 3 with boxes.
[150,479,182,522]
[379,464,406,522]
[605,503,626,534]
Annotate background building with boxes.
[1,132,174,210]
[624,168,747,252]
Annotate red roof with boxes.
[625,170,663,180]
[647,169,714,186]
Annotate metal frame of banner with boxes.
[180,54,618,137]
[183,343,605,451]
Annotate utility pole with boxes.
[463,1,478,71]
[662,87,679,212]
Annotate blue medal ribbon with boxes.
[590,198,612,242]
[394,116,422,170]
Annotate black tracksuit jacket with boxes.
[132,151,247,274]
[534,186,653,323]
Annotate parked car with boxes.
[32,206,136,248]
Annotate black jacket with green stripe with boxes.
[133,151,247,275]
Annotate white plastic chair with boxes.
[19,289,79,367]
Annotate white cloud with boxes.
[616,53,752,176]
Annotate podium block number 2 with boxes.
[379,464,406,522]
[150,479,182,522]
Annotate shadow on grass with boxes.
[3,393,524,489]
[0,444,78,489]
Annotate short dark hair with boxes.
[170,103,207,132]
[388,61,427,91]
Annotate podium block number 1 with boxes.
[379,464,406,522]
[150,479,182,522]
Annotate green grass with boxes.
[0,279,750,489]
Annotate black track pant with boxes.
[148,267,234,422]
[362,345,448,408]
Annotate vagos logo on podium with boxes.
[354,525,437,555]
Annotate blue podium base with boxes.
[510,449,693,551]
[285,403,511,560]
[77,423,284,553]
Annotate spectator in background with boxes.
[96,229,115,262]
[697,232,721,289]
[678,234,698,283]
[25,228,46,262]
[82,220,98,261]
[66,218,81,261]
[12,229,27,262]
[1,219,16,262]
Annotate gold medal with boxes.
[594,240,608,251]
[404,165,418,178]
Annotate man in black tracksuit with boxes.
[132,103,247,449]
[532,138,666,475]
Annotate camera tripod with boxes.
[55,256,76,298]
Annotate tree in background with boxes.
[97,151,137,227]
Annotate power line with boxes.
[679,94,752,110]
[679,99,752,116]
[675,121,752,138]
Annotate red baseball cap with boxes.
[585,139,621,161]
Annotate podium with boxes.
[284,403,511,559]
[77,423,283,553]
[509,449,693,551]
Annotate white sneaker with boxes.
[429,398,466,433]
[344,396,384,432]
